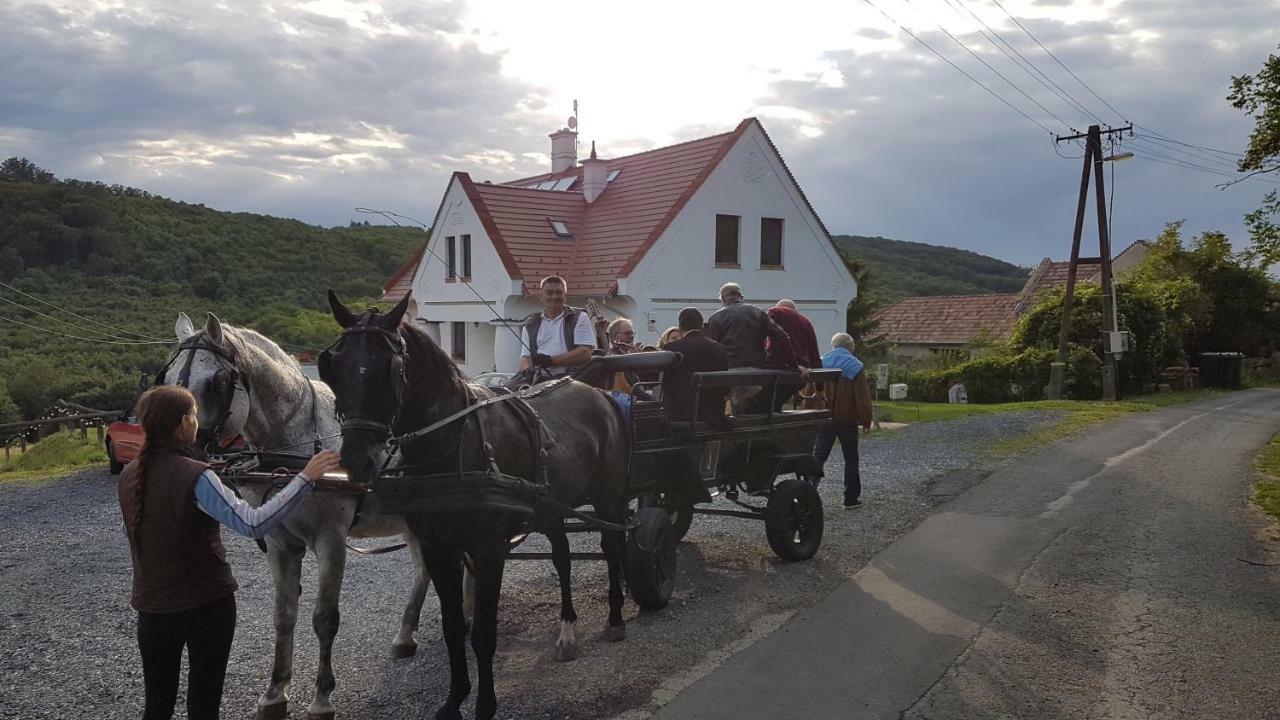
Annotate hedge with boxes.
[890,345,1100,403]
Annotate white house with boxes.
[383,117,857,376]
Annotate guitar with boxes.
[585,298,609,351]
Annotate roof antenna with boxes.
[569,99,579,154]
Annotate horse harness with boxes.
[155,335,251,444]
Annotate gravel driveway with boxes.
[0,410,1059,720]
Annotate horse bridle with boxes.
[318,318,408,438]
[155,335,252,443]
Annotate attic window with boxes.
[552,176,576,191]
[548,219,572,238]
[606,169,621,182]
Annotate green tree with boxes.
[0,379,20,425]
[1229,46,1280,266]
[0,157,55,184]
[840,253,887,358]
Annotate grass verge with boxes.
[874,389,1226,456]
[1253,434,1280,531]
[0,431,107,482]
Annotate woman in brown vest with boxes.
[117,385,340,720]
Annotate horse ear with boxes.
[384,295,411,329]
[329,289,356,328]
[205,312,225,346]
[175,313,195,340]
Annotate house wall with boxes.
[621,124,856,357]
[411,179,520,376]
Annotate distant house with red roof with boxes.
[875,241,1149,361]
[384,117,857,375]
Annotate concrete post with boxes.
[1048,362,1066,400]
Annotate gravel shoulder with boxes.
[0,410,1061,720]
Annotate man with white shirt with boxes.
[517,275,595,379]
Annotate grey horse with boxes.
[165,312,432,720]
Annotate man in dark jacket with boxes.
[705,282,796,370]
[662,307,730,424]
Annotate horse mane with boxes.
[398,321,468,394]
[228,326,302,371]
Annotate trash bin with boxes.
[1195,352,1244,389]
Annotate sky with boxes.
[2,0,1278,268]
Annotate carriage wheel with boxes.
[764,478,824,561]
[639,493,694,542]
[625,508,677,610]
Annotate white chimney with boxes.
[549,127,577,174]
[582,141,607,203]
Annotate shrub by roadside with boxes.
[1253,433,1280,533]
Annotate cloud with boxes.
[0,0,558,225]
[0,0,1276,266]
[753,0,1280,264]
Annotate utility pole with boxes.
[1047,124,1132,402]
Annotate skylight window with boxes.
[606,169,621,182]
[552,176,577,191]
[548,219,572,238]
[535,179,558,190]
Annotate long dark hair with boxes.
[125,385,196,543]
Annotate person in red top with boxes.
[751,298,822,413]
[767,299,821,370]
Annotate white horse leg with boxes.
[257,537,304,720]
[306,529,347,720]
[391,532,431,658]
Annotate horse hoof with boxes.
[554,641,578,661]
[434,706,464,720]
[255,702,288,720]
[602,624,627,642]
[391,641,418,659]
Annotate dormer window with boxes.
[549,219,572,239]
[606,169,621,182]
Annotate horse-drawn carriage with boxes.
[167,297,840,720]
[216,352,838,612]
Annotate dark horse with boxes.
[321,292,632,720]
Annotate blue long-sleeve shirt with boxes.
[193,470,313,539]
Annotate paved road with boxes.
[647,390,1280,720]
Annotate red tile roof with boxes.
[1019,258,1101,302]
[382,247,423,303]
[873,294,1021,345]
[407,117,834,297]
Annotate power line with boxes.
[1132,125,1243,158]
[861,0,1055,135]
[989,0,1127,123]
[1136,130,1244,166]
[0,279,169,341]
[899,0,1074,132]
[1126,137,1242,174]
[0,313,176,345]
[945,0,1106,128]
[1127,139,1280,185]
[0,294,167,344]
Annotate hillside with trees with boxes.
[833,234,1030,303]
[0,159,423,421]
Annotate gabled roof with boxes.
[874,294,1021,346]
[382,247,424,303]
[408,117,838,297]
[1016,257,1102,311]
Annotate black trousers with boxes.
[813,419,861,503]
[136,593,236,720]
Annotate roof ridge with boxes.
[506,122,742,186]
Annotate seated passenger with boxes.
[662,307,730,425]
